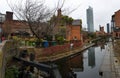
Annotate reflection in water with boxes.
[67,54,83,72]
[55,44,106,78]
[96,41,105,51]
[55,53,83,78]
[100,44,105,49]
[53,68,62,78]
[88,47,95,68]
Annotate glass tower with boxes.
[107,23,110,33]
[86,6,94,32]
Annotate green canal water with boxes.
[54,44,107,78]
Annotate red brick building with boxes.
[111,10,120,38]
[54,9,82,41]
[1,11,31,37]
[96,26,106,36]
[1,11,83,42]
[66,20,82,41]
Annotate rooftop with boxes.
[72,20,81,26]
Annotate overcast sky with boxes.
[0,0,120,31]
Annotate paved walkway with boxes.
[99,42,120,78]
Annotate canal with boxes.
[54,43,107,78]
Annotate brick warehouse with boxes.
[111,10,120,38]
[0,11,31,37]
[55,9,83,41]
[0,11,83,42]
[66,20,82,41]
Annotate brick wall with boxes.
[112,10,120,38]
[66,25,81,41]
[115,10,120,27]
[35,41,82,60]
[2,11,31,36]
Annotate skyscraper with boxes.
[107,23,110,33]
[86,6,94,32]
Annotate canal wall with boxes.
[36,41,82,57]
[0,40,18,78]
[37,43,95,62]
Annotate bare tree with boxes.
[6,0,81,40]
[46,0,80,40]
[6,0,52,39]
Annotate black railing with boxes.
[13,56,61,78]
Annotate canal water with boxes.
[55,44,107,78]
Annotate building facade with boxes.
[107,23,110,33]
[96,25,106,37]
[54,9,82,41]
[0,13,5,38]
[111,10,120,38]
[66,20,82,41]
[86,6,94,32]
[0,13,5,23]
[1,11,31,37]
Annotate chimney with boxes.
[99,25,101,31]
[100,26,104,32]
[57,9,62,25]
[57,9,62,20]
[6,11,13,21]
[57,9,61,17]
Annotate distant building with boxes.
[1,11,31,37]
[100,26,104,32]
[66,19,82,41]
[111,15,115,33]
[54,9,83,41]
[96,25,106,36]
[0,13,5,23]
[86,6,94,32]
[0,13,5,28]
[107,23,110,33]
[111,10,120,38]
[0,13,5,37]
